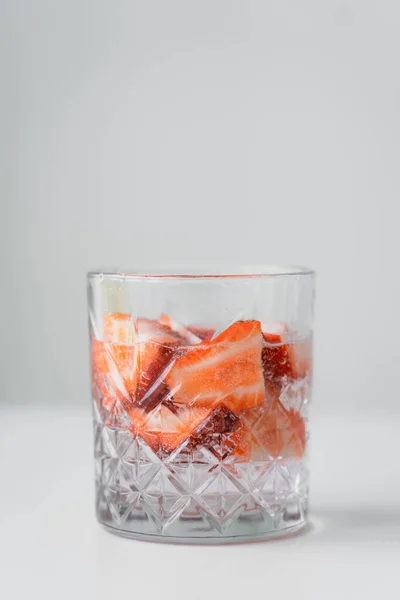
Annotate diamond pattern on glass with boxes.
[93,406,309,537]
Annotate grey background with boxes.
[2,0,399,411]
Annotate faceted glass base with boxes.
[100,518,308,544]
[94,419,309,544]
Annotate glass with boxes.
[87,266,315,543]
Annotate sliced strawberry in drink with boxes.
[104,312,134,344]
[104,313,181,346]
[159,313,202,344]
[130,404,211,453]
[262,323,312,389]
[136,317,182,345]
[188,405,239,459]
[262,340,312,388]
[186,325,216,342]
[252,404,287,458]
[133,318,183,407]
[228,419,254,461]
[262,343,295,386]
[91,338,115,410]
[280,405,307,458]
[261,322,287,343]
[227,407,270,462]
[290,336,313,379]
[262,323,292,385]
[163,405,212,451]
[264,401,306,458]
[94,313,183,411]
[239,401,307,460]
[134,344,175,411]
[166,320,265,414]
[91,337,137,411]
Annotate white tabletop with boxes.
[1,405,399,600]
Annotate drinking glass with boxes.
[88,266,315,543]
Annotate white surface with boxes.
[1,406,399,599]
[2,0,400,412]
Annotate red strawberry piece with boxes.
[91,337,136,413]
[91,338,114,411]
[188,405,239,459]
[133,317,183,408]
[261,322,287,343]
[135,344,176,411]
[186,325,216,342]
[129,404,211,453]
[104,314,181,346]
[262,324,312,390]
[262,342,295,388]
[238,401,307,460]
[263,400,306,459]
[281,406,307,458]
[159,313,202,344]
[94,314,183,412]
[290,336,313,379]
[166,320,266,414]
[229,419,256,462]
[103,312,134,344]
[135,317,182,345]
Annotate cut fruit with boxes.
[130,404,211,452]
[135,343,176,410]
[188,405,239,460]
[133,317,183,407]
[91,338,136,410]
[237,401,307,460]
[261,322,287,344]
[132,319,182,406]
[104,313,182,346]
[91,339,115,410]
[104,312,134,344]
[159,313,202,344]
[280,405,307,458]
[186,325,216,342]
[228,419,254,461]
[262,342,295,385]
[166,320,265,414]
[290,337,313,380]
[93,314,183,410]
[266,401,306,458]
[262,325,312,389]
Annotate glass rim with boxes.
[87,265,315,281]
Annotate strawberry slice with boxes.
[166,320,265,414]
[229,419,255,462]
[237,401,306,460]
[130,404,211,453]
[262,324,312,390]
[104,314,181,346]
[261,321,287,343]
[281,405,307,458]
[290,336,313,379]
[91,339,114,411]
[262,323,292,386]
[104,312,134,344]
[94,314,182,411]
[132,317,183,407]
[265,401,306,458]
[186,325,216,342]
[159,313,202,344]
[91,337,136,412]
[188,405,239,460]
[262,342,295,386]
